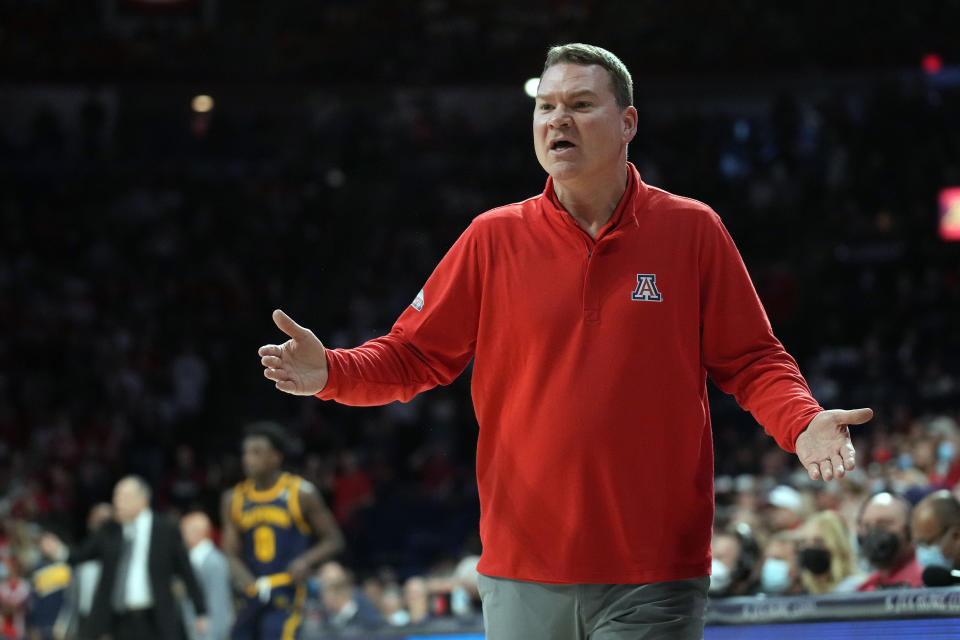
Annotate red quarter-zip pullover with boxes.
[317,163,822,584]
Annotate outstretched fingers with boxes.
[831,453,847,479]
[820,459,835,481]
[843,440,857,471]
[261,355,283,368]
[258,344,282,358]
[264,367,298,394]
[273,309,309,339]
[808,447,850,482]
[263,367,284,382]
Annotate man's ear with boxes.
[622,106,638,144]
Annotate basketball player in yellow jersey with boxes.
[221,421,344,640]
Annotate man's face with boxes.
[319,563,351,612]
[112,480,146,523]
[242,436,280,478]
[859,497,908,539]
[180,514,207,549]
[768,506,801,532]
[858,494,911,568]
[912,504,960,566]
[533,63,636,184]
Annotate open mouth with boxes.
[550,140,576,151]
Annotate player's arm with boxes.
[286,481,345,582]
[220,488,256,591]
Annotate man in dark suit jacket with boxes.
[41,476,208,640]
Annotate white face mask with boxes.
[761,558,792,594]
[709,559,732,594]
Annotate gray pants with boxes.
[477,574,708,640]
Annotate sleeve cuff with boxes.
[784,407,824,453]
[315,347,338,400]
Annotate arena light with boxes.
[524,77,540,99]
[939,187,960,241]
[191,94,214,113]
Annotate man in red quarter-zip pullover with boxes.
[259,43,873,639]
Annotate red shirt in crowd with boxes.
[317,164,822,584]
[856,551,925,591]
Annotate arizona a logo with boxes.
[631,274,662,302]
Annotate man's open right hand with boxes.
[258,309,329,396]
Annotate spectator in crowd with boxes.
[0,558,29,639]
[317,561,384,632]
[359,575,384,618]
[53,503,112,640]
[910,490,960,574]
[39,476,208,640]
[764,485,807,533]
[402,577,431,627]
[856,492,924,590]
[378,588,408,627]
[180,512,233,640]
[758,531,802,595]
[709,526,760,597]
[796,510,865,594]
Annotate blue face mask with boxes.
[916,543,952,569]
[761,558,791,594]
[898,453,914,471]
[939,441,955,463]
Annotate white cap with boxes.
[767,485,803,513]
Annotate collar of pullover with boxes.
[542,162,644,242]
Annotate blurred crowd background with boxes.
[1,0,960,638]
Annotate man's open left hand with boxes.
[795,408,874,481]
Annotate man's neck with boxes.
[253,471,282,491]
[553,164,628,240]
